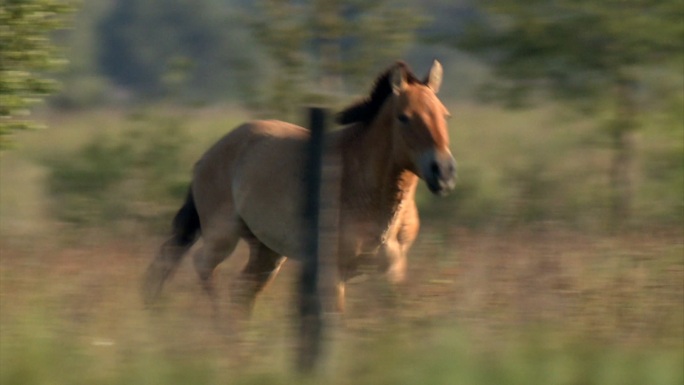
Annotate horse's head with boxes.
[389,60,456,195]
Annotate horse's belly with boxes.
[232,133,308,259]
[238,194,306,259]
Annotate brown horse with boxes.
[142,60,456,314]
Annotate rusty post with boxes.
[298,107,327,372]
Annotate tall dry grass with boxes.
[1,228,682,384]
[1,105,682,383]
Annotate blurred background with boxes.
[1,0,682,384]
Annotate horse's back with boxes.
[192,120,310,257]
[198,119,307,162]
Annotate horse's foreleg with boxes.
[230,243,285,317]
[384,202,418,284]
[335,280,346,313]
[381,240,407,284]
[316,262,345,315]
[331,259,354,314]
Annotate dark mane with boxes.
[335,62,421,126]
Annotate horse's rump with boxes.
[192,120,312,259]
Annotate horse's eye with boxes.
[397,113,409,124]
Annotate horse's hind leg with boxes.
[193,231,241,315]
[231,240,286,317]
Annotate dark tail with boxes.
[142,188,201,306]
[171,189,201,247]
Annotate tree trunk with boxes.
[609,76,638,229]
[609,126,635,228]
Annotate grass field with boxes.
[1,105,682,384]
[1,230,682,384]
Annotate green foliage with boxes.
[40,0,428,112]
[419,155,599,229]
[1,310,218,385]
[445,0,684,227]
[45,112,190,232]
[457,0,683,109]
[636,100,684,226]
[2,309,682,385]
[247,0,310,119]
[47,134,134,225]
[49,0,114,109]
[248,0,426,120]
[340,329,684,385]
[417,163,506,228]
[339,0,428,90]
[32,102,682,236]
[95,0,252,101]
[0,0,74,149]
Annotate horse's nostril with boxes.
[430,161,440,176]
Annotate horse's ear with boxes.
[390,64,407,95]
[424,60,443,94]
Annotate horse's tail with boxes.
[171,188,201,247]
[142,188,201,305]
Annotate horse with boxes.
[142,60,456,315]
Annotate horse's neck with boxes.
[337,117,418,217]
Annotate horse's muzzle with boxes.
[422,152,457,196]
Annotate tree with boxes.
[96,0,251,101]
[450,0,683,227]
[248,0,425,120]
[0,0,73,149]
[248,0,310,118]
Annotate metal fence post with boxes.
[298,107,327,372]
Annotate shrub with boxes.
[45,111,190,233]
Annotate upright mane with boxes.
[336,62,422,126]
